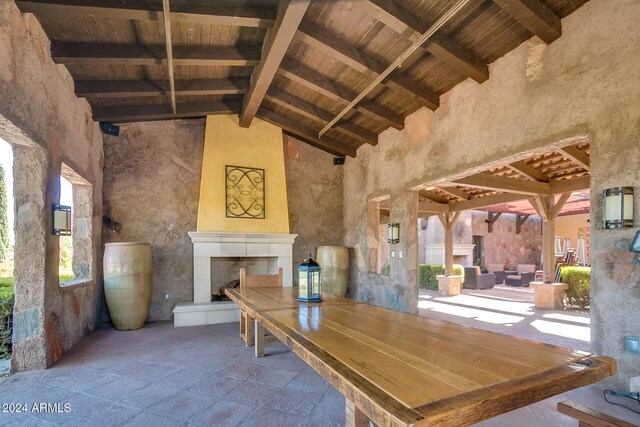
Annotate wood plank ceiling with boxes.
[17,0,590,157]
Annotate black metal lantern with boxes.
[52,204,72,236]
[297,252,322,302]
[603,187,634,229]
[387,223,400,244]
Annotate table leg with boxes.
[245,312,254,347]
[255,319,265,358]
[345,399,370,427]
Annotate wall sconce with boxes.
[603,187,634,229]
[52,204,72,236]
[387,223,400,244]
[630,230,640,265]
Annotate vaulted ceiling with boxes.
[17,0,590,156]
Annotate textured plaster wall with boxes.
[102,120,204,321]
[0,2,103,371]
[343,0,640,386]
[470,211,542,268]
[284,135,343,284]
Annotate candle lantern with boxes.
[297,252,322,302]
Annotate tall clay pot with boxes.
[317,246,349,297]
[103,242,152,330]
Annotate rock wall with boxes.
[102,124,343,319]
[102,120,205,321]
[343,0,640,387]
[0,2,103,371]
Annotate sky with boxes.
[0,137,73,245]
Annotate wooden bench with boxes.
[557,400,639,427]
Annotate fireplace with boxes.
[173,232,297,327]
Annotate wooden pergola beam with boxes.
[51,43,261,67]
[492,0,561,44]
[419,201,450,213]
[485,212,502,233]
[295,22,439,110]
[16,0,276,28]
[277,62,404,130]
[75,79,249,98]
[265,89,377,145]
[507,160,548,182]
[549,175,590,194]
[92,100,241,122]
[453,172,550,195]
[436,186,470,200]
[359,0,489,83]
[516,214,530,234]
[558,146,590,171]
[240,1,310,128]
[257,108,357,157]
[449,193,525,212]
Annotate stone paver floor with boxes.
[0,312,638,426]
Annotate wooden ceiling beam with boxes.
[492,0,561,44]
[449,193,526,212]
[419,201,450,214]
[549,176,590,194]
[257,108,357,157]
[240,1,310,128]
[51,43,261,66]
[557,146,590,171]
[75,79,249,98]
[161,0,176,114]
[92,100,241,122]
[359,0,489,83]
[265,89,377,145]
[16,0,276,28]
[277,62,404,130]
[436,186,470,200]
[453,172,551,195]
[295,22,439,110]
[507,160,548,182]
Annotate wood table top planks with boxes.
[255,303,616,427]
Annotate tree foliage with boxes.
[0,165,11,263]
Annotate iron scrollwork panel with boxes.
[225,165,265,219]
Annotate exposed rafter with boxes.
[449,193,526,212]
[162,0,176,114]
[240,0,310,128]
[295,22,439,110]
[453,172,551,195]
[558,146,590,171]
[16,0,277,28]
[492,0,561,44]
[359,0,489,83]
[74,79,249,98]
[92,101,241,122]
[436,186,470,200]
[256,108,357,158]
[51,43,261,67]
[277,62,404,130]
[507,160,549,182]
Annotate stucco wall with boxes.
[102,124,343,318]
[343,0,640,387]
[0,2,103,371]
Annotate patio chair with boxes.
[486,263,506,284]
[239,267,283,346]
[505,264,536,287]
[462,267,495,290]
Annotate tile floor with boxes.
[0,314,638,426]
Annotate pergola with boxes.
[415,138,590,283]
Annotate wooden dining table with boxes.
[226,287,616,427]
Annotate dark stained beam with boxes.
[277,62,404,130]
[162,0,176,114]
[75,79,249,98]
[16,0,276,28]
[492,0,561,44]
[256,108,357,157]
[92,100,241,122]
[359,0,489,83]
[240,0,310,128]
[295,22,439,110]
[51,43,261,67]
[265,89,377,145]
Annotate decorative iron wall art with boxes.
[225,165,265,219]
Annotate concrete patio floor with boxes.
[0,312,638,426]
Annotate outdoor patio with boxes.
[1,317,638,427]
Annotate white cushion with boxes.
[516,264,536,273]
[487,264,504,273]
[507,275,521,280]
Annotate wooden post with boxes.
[255,319,265,358]
[438,212,461,276]
[244,312,253,347]
[345,399,370,427]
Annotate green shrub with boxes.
[419,264,464,290]
[561,266,590,310]
[0,277,14,359]
[382,264,390,276]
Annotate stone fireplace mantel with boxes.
[173,231,297,327]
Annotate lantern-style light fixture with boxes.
[387,223,400,244]
[603,187,634,229]
[297,252,322,302]
[52,204,72,236]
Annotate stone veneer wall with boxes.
[102,125,343,318]
[343,0,640,387]
[0,2,103,371]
